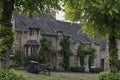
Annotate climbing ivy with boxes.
[77,44,96,69]
[87,47,96,70]
[0,26,14,59]
[60,36,72,70]
[77,44,86,67]
[39,38,55,63]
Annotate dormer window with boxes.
[36,29,39,35]
[29,29,34,36]
[57,31,63,41]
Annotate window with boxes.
[57,35,62,41]
[91,59,96,68]
[74,56,79,67]
[57,32,63,41]
[31,46,36,54]
[101,59,104,69]
[36,30,39,35]
[75,44,79,49]
[29,29,34,36]
[25,47,29,56]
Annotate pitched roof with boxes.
[24,40,39,46]
[13,13,92,44]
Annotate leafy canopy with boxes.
[64,0,120,38]
[0,0,61,16]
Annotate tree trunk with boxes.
[0,0,14,69]
[109,34,118,73]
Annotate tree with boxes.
[60,36,72,70]
[64,0,120,72]
[0,0,61,68]
[40,38,55,63]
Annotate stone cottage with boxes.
[12,12,109,71]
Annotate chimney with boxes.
[50,10,56,19]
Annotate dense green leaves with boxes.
[0,0,61,16]
[98,72,120,80]
[64,0,120,38]
[0,69,28,80]
[14,0,61,16]
[77,44,96,67]
[40,38,55,63]
[60,36,72,70]
[0,27,14,59]
[64,0,120,72]
[0,0,61,68]
[13,51,23,66]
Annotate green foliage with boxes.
[77,44,96,67]
[13,50,23,66]
[60,36,73,70]
[70,67,85,72]
[28,54,42,62]
[116,59,120,71]
[64,0,120,73]
[109,36,118,73]
[0,0,61,16]
[0,0,61,68]
[40,38,55,63]
[90,68,103,73]
[23,54,42,66]
[64,0,120,38]
[0,27,14,59]
[77,44,86,67]
[89,54,95,70]
[0,69,28,80]
[98,72,120,80]
[8,64,20,69]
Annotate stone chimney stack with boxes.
[50,10,56,19]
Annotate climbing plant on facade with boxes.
[60,36,73,70]
[87,46,96,70]
[77,44,86,67]
[39,38,55,63]
[77,44,96,70]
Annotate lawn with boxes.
[25,71,98,80]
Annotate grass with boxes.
[25,71,98,80]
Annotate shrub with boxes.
[27,54,42,62]
[13,51,23,66]
[70,67,85,72]
[0,69,28,80]
[8,64,20,68]
[98,72,120,80]
[23,54,42,66]
[90,68,104,73]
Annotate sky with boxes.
[56,11,65,21]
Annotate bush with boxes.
[13,51,23,66]
[8,64,20,68]
[70,67,85,72]
[98,72,120,80]
[23,54,42,66]
[90,68,104,73]
[0,69,28,80]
